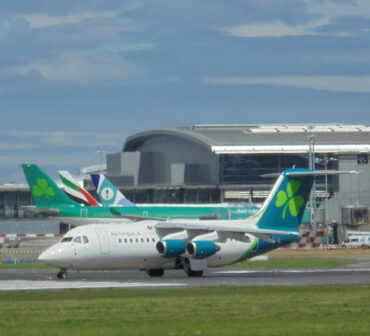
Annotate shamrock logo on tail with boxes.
[275,180,304,219]
[32,178,55,199]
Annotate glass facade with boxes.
[124,188,220,204]
[219,153,334,186]
[0,190,36,219]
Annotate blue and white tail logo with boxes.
[101,187,114,201]
[91,174,135,207]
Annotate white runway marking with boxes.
[0,280,187,291]
[213,268,370,274]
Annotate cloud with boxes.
[218,18,354,38]
[7,53,149,83]
[204,76,370,93]
[14,4,140,29]
[46,131,124,147]
[0,142,37,150]
[219,21,314,38]
[0,130,124,148]
[0,152,98,167]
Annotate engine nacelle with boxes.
[156,240,186,258]
[186,241,220,259]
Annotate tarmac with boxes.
[1,239,370,291]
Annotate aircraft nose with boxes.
[38,245,64,266]
[38,249,50,262]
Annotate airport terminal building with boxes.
[104,124,370,228]
[1,124,370,232]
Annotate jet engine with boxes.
[156,240,186,258]
[186,241,220,259]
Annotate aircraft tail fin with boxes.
[255,169,314,232]
[254,168,359,232]
[90,174,135,207]
[22,164,79,207]
[58,170,100,206]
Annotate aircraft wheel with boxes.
[183,259,203,277]
[147,269,164,277]
[186,269,203,277]
[57,270,67,280]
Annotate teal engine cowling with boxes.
[186,241,220,259]
[156,240,186,258]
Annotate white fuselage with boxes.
[39,221,255,271]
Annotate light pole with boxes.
[96,149,107,167]
[307,129,316,232]
[324,154,329,246]
[322,155,337,246]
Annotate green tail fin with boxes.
[257,168,314,232]
[22,164,79,207]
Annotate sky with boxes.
[1,0,370,183]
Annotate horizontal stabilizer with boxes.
[262,170,360,177]
[109,208,164,221]
[22,205,60,216]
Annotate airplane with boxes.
[39,168,357,279]
[22,164,259,226]
[90,173,135,207]
[59,170,100,207]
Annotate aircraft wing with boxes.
[109,208,165,221]
[22,206,60,216]
[155,220,299,243]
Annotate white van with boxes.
[342,235,370,248]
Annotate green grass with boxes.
[0,263,55,270]
[232,257,357,268]
[0,285,369,335]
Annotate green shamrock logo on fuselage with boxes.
[275,180,304,219]
[32,178,55,199]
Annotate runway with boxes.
[1,265,370,291]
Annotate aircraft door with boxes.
[80,209,88,218]
[95,229,110,255]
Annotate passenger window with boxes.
[130,239,133,243]
[141,238,144,243]
[82,236,89,244]
[73,236,82,244]
[124,239,127,243]
[119,238,122,243]
[61,237,73,243]
[147,238,150,243]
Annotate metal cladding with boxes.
[186,241,219,259]
[156,240,186,258]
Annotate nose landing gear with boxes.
[57,269,67,279]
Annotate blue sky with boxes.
[1,0,370,183]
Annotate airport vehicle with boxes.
[90,173,135,207]
[59,170,100,206]
[342,235,370,248]
[22,164,259,226]
[39,168,337,279]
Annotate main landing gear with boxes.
[183,259,203,277]
[146,268,165,277]
[57,268,67,279]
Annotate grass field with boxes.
[0,285,369,336]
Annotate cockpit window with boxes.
[61,237,73,243]
[82,236,89,244]
[73,236,82,244]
